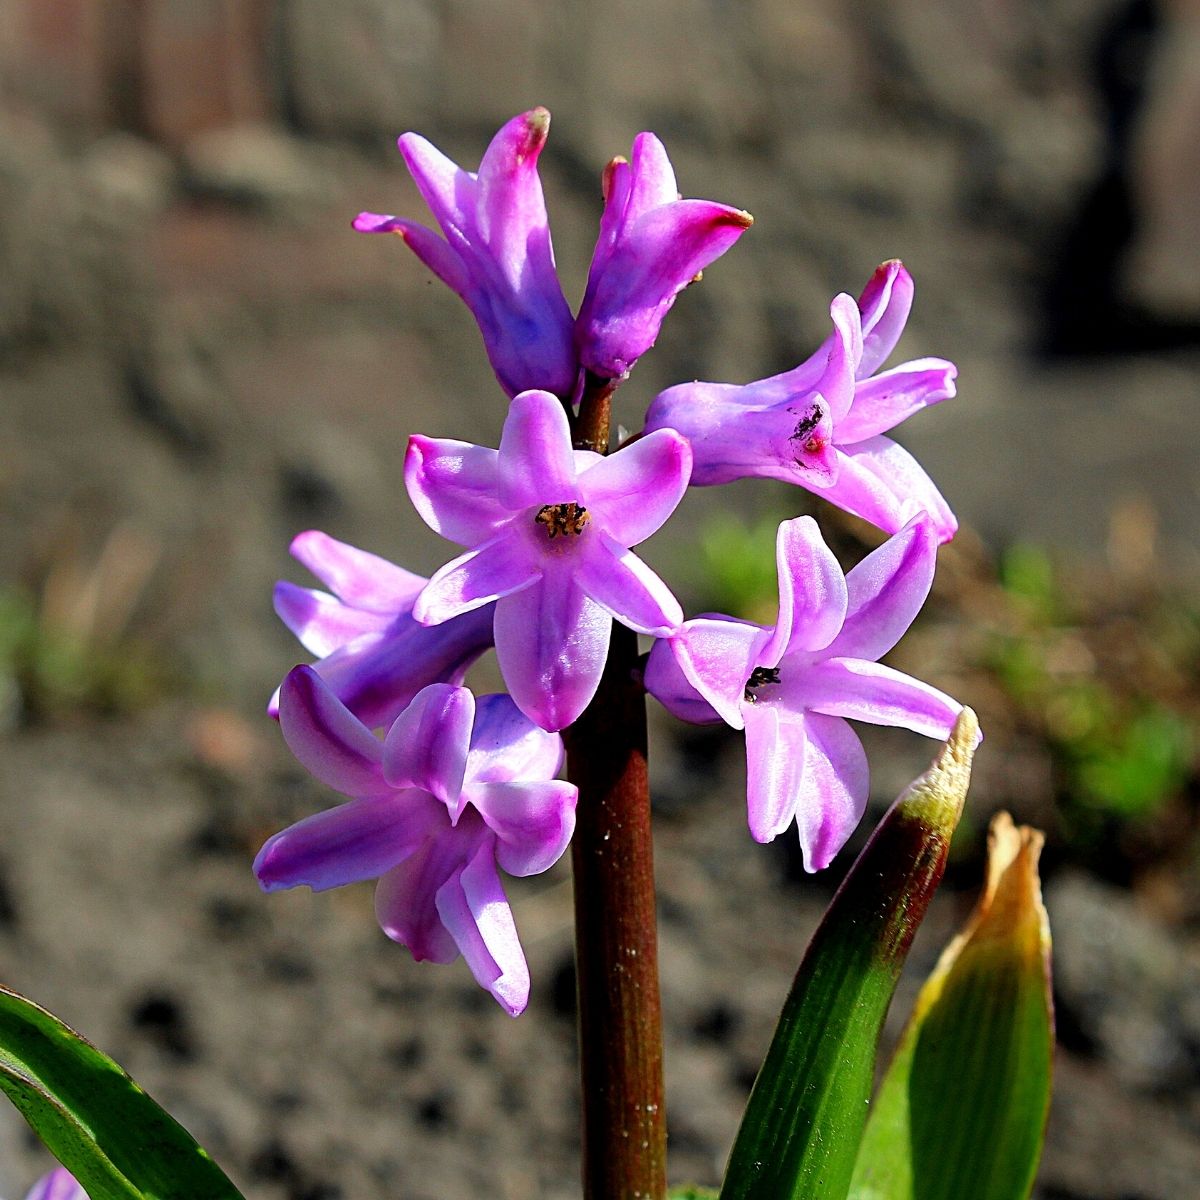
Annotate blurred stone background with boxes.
[1,2,1199,1197]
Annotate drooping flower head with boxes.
[270,530,494,729]
[355,109,578,400]
[406,389,691,730]
[645,515,970,871]
[256,671,576,1015]
[644,261,959,541]
[22,1170,87,1200]
[575,132,753,381]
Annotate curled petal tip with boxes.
[601,156,628,200]
[353,211,403,234]
[728,208,755,228]
[862,259,908,294]
[288,529,321,556]
[523,106,551,144]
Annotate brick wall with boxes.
[1,0,275,145]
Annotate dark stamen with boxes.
[536,502,590,539]
[744,666,781,702]
[790,403,823,444]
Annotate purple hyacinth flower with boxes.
[575,132,753,380]
[256,670,576,1015]
[644,260,959,542]
[406,389,691,731]
[644,515,971,871]
[270,530,495,730]
[354,109,577,400]
[23,1171,87,1200]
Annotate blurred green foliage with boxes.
[692,511,784,625]
[0,586,169,723]
[988,543,1196,837]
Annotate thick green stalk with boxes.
[564,371,667,1200]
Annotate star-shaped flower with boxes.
[256,671,576,1015]
[645,515,971,870]
[354,109,578,400]
[270,530,494,730]
[644,260,959,541]
[406,389,691,730]
[575,132,752,381]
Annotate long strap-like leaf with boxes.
[719,709,979,1200]
[0,985,244,1200]
[849,812,1053,1200]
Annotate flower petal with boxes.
[836,358,957,444]
[672,617,769,729]
[474,108,556,291]
[856,260,914,376]
[577,199,753,378]
[758,516,848,664]
[254,791,439,893]
[643,383,794,486]
[375,824,480,963]
[497,390,577,509]
[743,702,806,842]
[352,214,472,297]
[382,684,474,807]
[23,1170,87,1200]
[415,532,540,624]
[405,435,507,546]
[494,571,612,731]
[436,840,530,1015]
[289,530,426,611]
[795,657,965,740]
[575,533,682,636]
[466,693,564,784]
[397,131,474,241]
[827,517,937,662]
[826,293,864,419]
[576,428,691,545]
[822,436,958,543]
[626,132,679,217]
[469,113,578,398]
[469,779,577,876]
[644,635,724,725]
[302,605,495,730]
[795,713,869,872]
[273,582,395,657]
[278,666,383,795]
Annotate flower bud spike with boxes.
[354,110,578,399]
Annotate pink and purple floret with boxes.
[257,108,972,1013]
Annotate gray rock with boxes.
[279,0,442,141]
[182,125,337,218]
[1048,871,1200,1094]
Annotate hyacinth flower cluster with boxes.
[256,107,971,1017]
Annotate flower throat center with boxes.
[535,502,590,539]
[744,665,781,702]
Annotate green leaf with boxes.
[849,812,1053,1200]
[0,984,244,1200]
[719,709,980,1200]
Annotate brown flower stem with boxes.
[563,371,667,1200]
[573,370,620,453]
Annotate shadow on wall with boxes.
[1041,0,1200,357]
